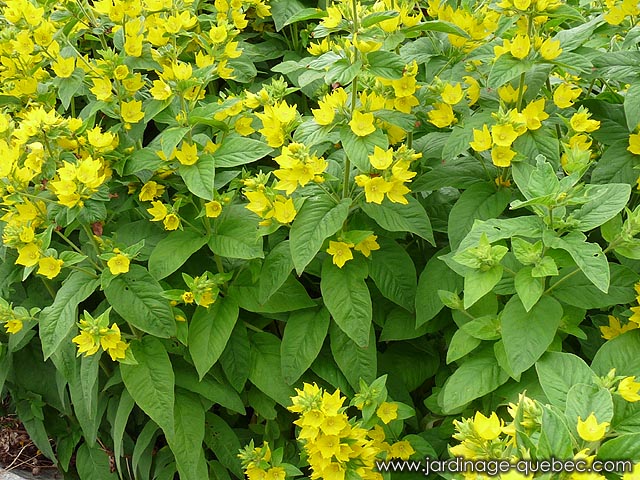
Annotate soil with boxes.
[0,413,58,478]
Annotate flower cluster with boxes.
[274,143,328,195]
[355,145,419,204]
[71,309,129,362]
[0,298,36,335]
[164,272,230,309]
[286,382,415,480]
[326,233,380,268]
[243,173,298,226]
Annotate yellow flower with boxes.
[441,83,464,105]
[139,181,164,202]
[264,467,286,480]
[107,254,130,275]
[106,340,129,361]
[576,413,609,442]
[16,243,41,267]
[37,257,63,279]
[389,440,415,460]
[150,80,172,100]
[72,330,100,356]
[349,110,376,137]
[319,414,349,435]
[622,463,640,480]
[521,98,549,130]
[121,100,145,123]
[539,37,562,60]
[427,103,455,128]
[315,434,342,459]
[354,235,380,257]
[272,197,296,224]
[164,213,180,230]
[386,179,411,204]
[618,376,640,402]
[5,319,23,335]
[394,95,419,113]
[473,412,502,440]
[491,123,519,147]
[355,175,392,204]
[629,133,640,155]
[553,83,581,108]
[392,75,417,97]
[326,241,354,268]
[600,315,637,340]
[510,34,531,59]
[491,146,516,167]
[369,146,393,170]
[175,142,199,165]
[147,201,168,221]
[205,200,223,218]
[52,56,75,78]
[113,65,129,80]
[498,83,521,103]
[464,75,481,105]
[470,124,492,151]
[91,77,113,101]
[570,110,600,133]
[376,402,398,424]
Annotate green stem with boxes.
[81,224,106,269]
[516,72,527,111]
[41,278,56,299]
[343,75,359,199]
[55,230,102,271]
[214,255,225,274]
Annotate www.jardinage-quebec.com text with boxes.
[375,457,634,476]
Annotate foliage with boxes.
[1,0,640,477]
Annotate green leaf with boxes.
[488,56,533,89]
[514,267,544,312]
[501,295,563,377]
[259,240,294,303]
[543,231,609,293]
[457,216,544,251]
[463,266,503,309]
[104,265,176,338]
[536,352,595,409]
[380,309,430,341]
[76,444,118,480]
[289,196,351,274]
[281,307,330,385]
[249,332,296,407]
[321,257,372,348]
[148,229,208,280]
[208,204,264,260]
[40,271,100,359]
[219,322,250,393]
[188,298,239,379]
[361,196,434,244]
[446,329,481,364]
[597,433,640,460]
[592,330,640,377]
[369,237,417,312]
[160,126,189,161]
[68,353,101,445]
[460,315,501,340]
[173,360,245,414]
[549,264,638,309]
[403,20,470,37]
[367,50,405,79]
[439,348,510,413]
[57,69,85,110]
[179,154,216,200]
[448,183,511,250]
[204,413,243,478]
[229,272,315,313]
[269,0,307,31]
[361,10,398,28]
[112,390,135,475]
[213,137,272,167]
[537,405,574,459]
[569,183,631,231]
[340,126,388,172]
[416,251,462,326]
[565,384,613,436]
[325,59,362,85]
[592,140,639,186]
[121,336,175,437]
[282,8,326,27]
[625,82,640,131]
[330,322,377,391]
[166,391,208,480]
